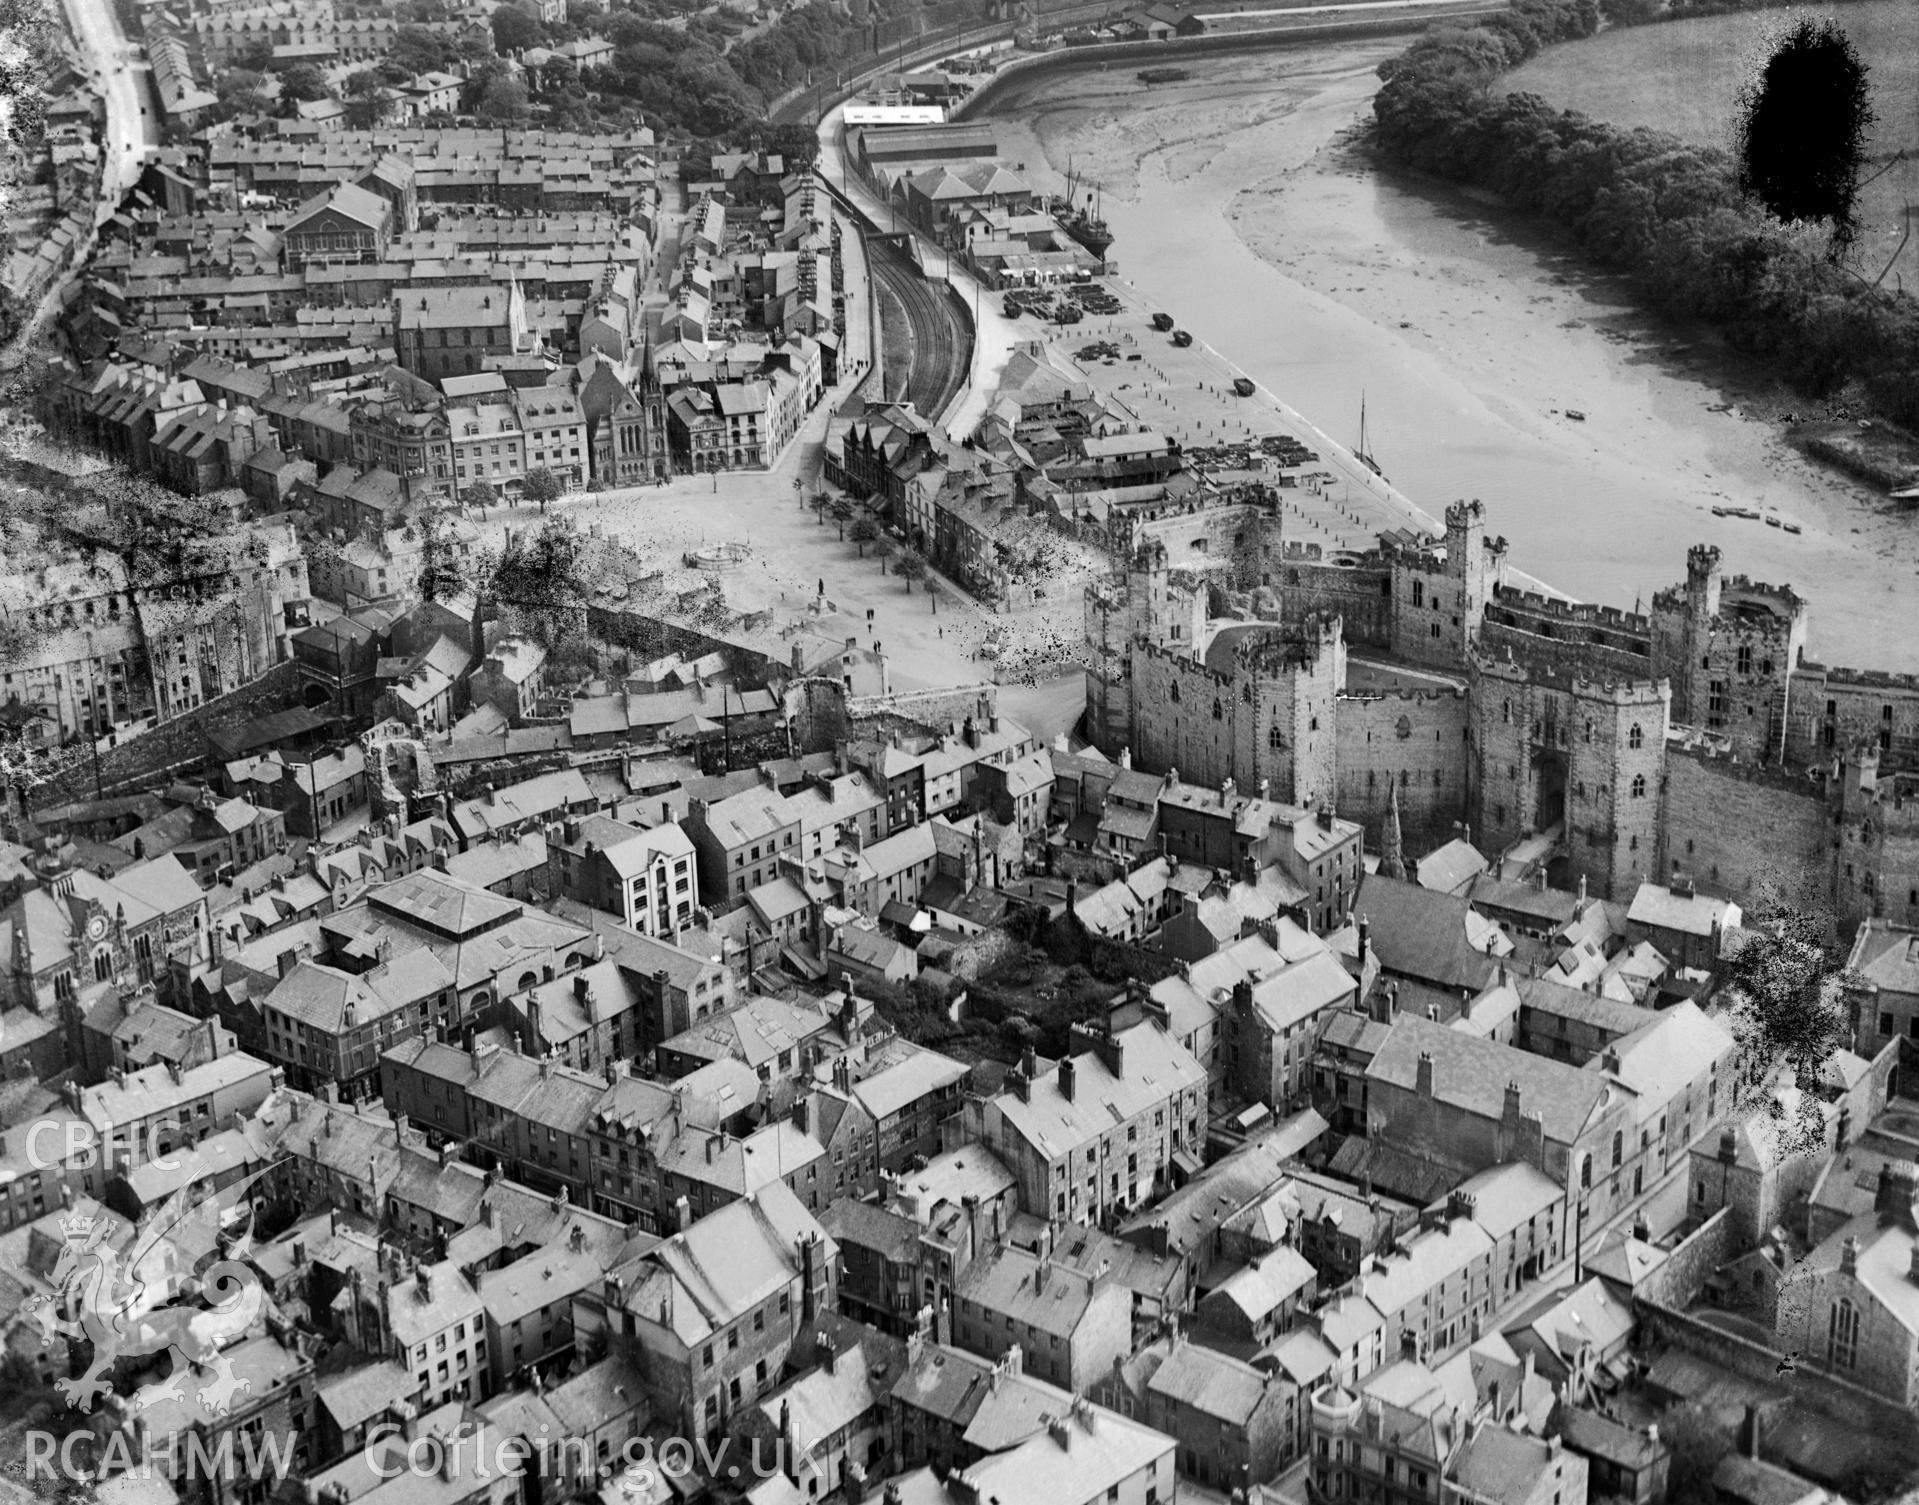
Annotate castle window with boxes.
[1630,836,1639,851]
[1212,699,1223,722]
[1271,725,1285,751]
[1827,700,1837,718]
[1737,646,1752,674]
[1628,724,1643,750]
[1412,581,1425,608]
[1170,684,1180,704]
[1432,624,1441,639]
[1584,720,1593,745]
[1687,839,1695,854]
[1310,717,1319,731]
[1631,775,1647,799]
[1503,701,1511,724]
[1762,660,1773,675]
[1829,1299,1859,1370]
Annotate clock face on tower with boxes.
[87,915,108,942]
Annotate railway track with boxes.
[866,235,970,419]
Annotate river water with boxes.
[980,42,1919,670]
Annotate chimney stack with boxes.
[1415,1052,1434,1098]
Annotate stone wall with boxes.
[848,683,999,734]
[1660,745,1831,906]
[1636,1207,1733,1309]
[1334,687,1470,853]
[1635,1299,1919,1467]
[1271,546,1392,651]
[1789,662,1919,771]
[35,658,306,806]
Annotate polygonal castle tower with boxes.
[1386,499,1509,672]
[1649,543,1808,765]
[1467,652,1670,897]
[1131,614,1345,807]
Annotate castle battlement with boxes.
[1338,685,1470,705]
[1666,728,1831,796]
[1491,588,1652,634]
[1803,661,1919,692]
[1570,674,1671,705]
[1136,637,1237,689]
[1722,573,1808,609]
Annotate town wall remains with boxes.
[37,659,305,806]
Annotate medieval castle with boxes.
[1084,496,1919,924]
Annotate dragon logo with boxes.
[22,1171,272,1417]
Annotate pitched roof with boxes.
[1365,1012,1625,1150]
[1356,874,1505,992]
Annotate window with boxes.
[1829,1298,1860,1369]
[1737,645,1753,674]
[1631,774,1647,799]
[1270,724,1284,750]
[1612,1131,1623,1168]
[1170,683,1180,704]
[1412,581,1425,607]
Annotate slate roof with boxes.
[1355,874,1504,992]
[1366,1012,1625,1149]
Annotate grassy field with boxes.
[1505,1,1919,284]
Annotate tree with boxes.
[897,550,928,593]
[491,2,546,54]
[830,497,852,540]
[1736,17,1875,255]
[274,62,331,103]
[1718,888,1854,1157]
[475,74,531,123]
[216,68,271,120]
[810,491,831,526]
[392,22,457,75]
[521,467,566,510]
[1661,1405,1732,1505]
[849,517,878,557]
[460,479,498,511]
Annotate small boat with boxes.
[1726,507,1761,520]
[1171,329,1192,347]
[1783,522,1802,535]
[1566,410,1586,421]
[1356,392,1385,479]
[1233,377,1255,397]
[1765,514,1782,528]
[1711,506,1731,517]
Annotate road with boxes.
[65,0,156,215]
[866,235,970,419]
[3,0,157,361]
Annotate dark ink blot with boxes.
[1735,17,1876,253]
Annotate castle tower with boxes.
[1389,500,1507,673]
[1466,655,1670,901]
[1651,543,1808,765]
